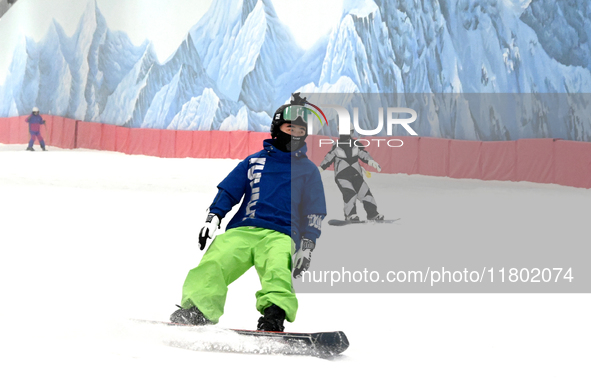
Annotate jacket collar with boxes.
[263,139,308,161]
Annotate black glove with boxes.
[198,213,220,250]
[293,238,315,279]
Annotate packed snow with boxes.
[0,143,589,384]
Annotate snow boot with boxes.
[170,305,212,326]
[257,304,286,332]
[26,147,34,151]
[345,214,360,222]
[368,213,384,221]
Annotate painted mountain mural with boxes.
[0,0,590,140]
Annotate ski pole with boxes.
[43,120,48,147]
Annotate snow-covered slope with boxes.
[1,144,589,384]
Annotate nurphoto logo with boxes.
[309,104,418,148]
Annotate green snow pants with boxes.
[180,227,297,323]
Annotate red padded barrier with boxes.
[43,115,54,146]
[127,128,144,155]
[306,134,317,164]
[62,118,77,149]
[49,116,63,147]
[8,117,17,143]
[480,141,516,181]
[76,121,102,150]
[3,114,591,189]
[175,130,193,158]
[308,135,332,166]
[515,138,555,184]
[7,117,15,143]
[449,140,482,179]
[248,132,271,155]
[101,124,117,152]
[386,136,419,175]
[42,123,51,145]
[48,117,75,149]
[553,140,591,188]
[0,118,9,143]
[192,131,211,158]
[19,116,30,143]
[418,137,450,177]
[229,131,250,159]
[210,131,230,158]
[306,135,335,170]
[159,130,176,158]
[115,126,130,153]
[9,117,25,144]
[142,128,161,157]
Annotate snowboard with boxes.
[328,218,400,226]
[132,319,349,358]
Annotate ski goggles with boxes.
[282,105,324,126]
[282,105,310,122]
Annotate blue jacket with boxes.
[25,114,45,132]
[209,139,326,245]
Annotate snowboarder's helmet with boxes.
[32,107,39,113]
[271,93,310,139]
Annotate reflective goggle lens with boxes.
[282,105,309,123]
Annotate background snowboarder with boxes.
[25,107,46,151]
[171,93,326,332]
[319,128,383,221]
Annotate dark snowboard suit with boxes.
[319,135,380,219]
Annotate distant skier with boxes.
[25,107,47,151]
[171,93,326,332]
[319,128,383,221]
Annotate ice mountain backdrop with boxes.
[0,0,590,139]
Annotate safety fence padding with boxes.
[0,117,8,143]
[449,140,481,180]
[1,116,589,188]
[100,124,118,152]
[516,138,555,184]
[306,134,591,189]
[554,140,591,189]
[480,141,516,181]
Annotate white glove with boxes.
[198,213,220,250]
[293,238,315,279]
[369,159,381,172]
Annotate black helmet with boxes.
[270,92,310,139]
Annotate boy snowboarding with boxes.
[171,94,326,332]
[25,107,47,151]
[319,128,383,221]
